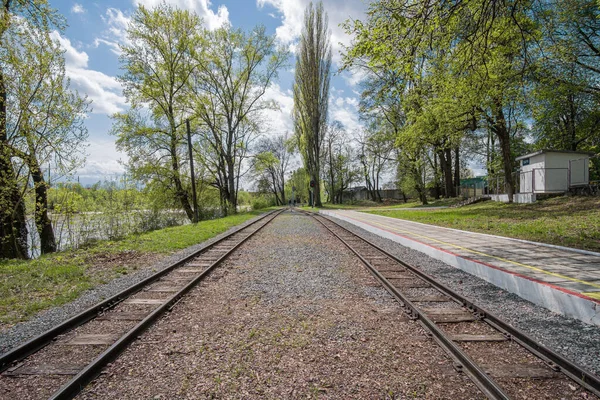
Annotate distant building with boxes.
[459,177,488,198]
[341,186,404,202]
[514,150,594,203]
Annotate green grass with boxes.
[301,197,462,211]
[0,209,275,326]
[0,255,91,325]
[365,196,600,252]
[300,203,362,211]
[89,210,273,254]
[370,197,463,209]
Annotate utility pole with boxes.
[186,118,199,223]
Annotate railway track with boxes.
[0,209,283,400]
[304,210,600,400]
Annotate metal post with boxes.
[186,119,199,223]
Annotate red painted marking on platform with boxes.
[335,212,600,306]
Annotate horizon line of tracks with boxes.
[301,209,600,400]
[0,209,284,400]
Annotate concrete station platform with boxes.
[321,209,600,326]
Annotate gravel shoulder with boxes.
[78,211,481,399]
[0,212,270,355]
[327,214,600,377]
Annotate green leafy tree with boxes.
[532,0,600,152]
[192,25,288,214]
[5,19,89,254]
[114,4,202,222]
[253,133,294,206]
[322,122,360,203]
[286,167,310,204]
[293,1,332,207]
[1,0,87,258]
[343,0,538,202]
[357,123,395,202]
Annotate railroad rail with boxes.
[303,210,600,400]
[0,208,283,400]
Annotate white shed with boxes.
[516,150,593,195]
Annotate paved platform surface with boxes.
[321,209,600,326]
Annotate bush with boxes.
[251,195,273,210]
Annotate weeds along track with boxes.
[304,210,600,400]
[0,209,283,400]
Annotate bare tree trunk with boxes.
[411,164,428,205]
[170,134,194,221]
[438,149,454,198]
[432,151,441,199]
[227,155,237,212]
[29,154,56,254]
[492,99,514,202]
[453,146,460,197]
[279,169,286,205]
[328,139,335,203]
[568,93,577,151]
[0,70,29,259]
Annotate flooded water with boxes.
[26,210,190,258]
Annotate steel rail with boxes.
[0,209,280,374]
[306,211,510,400]
[311,210,600,398]
[48,208,284,400]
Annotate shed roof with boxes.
[515,149,595,161]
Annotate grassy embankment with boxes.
[300,197,462,211]
[0,209,275,327]
[364,196,600,252]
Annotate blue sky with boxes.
[48,0,368,184]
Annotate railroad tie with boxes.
[65,334,122,346]
[5,363,86,376]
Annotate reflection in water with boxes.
[25,210,202,258]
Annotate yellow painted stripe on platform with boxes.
[343,212,600,291]
[582,292,600,300]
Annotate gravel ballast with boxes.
[326,213,600,377]
[0,213,270,355]
[78,211,481,399]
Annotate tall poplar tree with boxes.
[293,1,331,207]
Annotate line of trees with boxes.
[341,0,600,203]
[6,0,600,258]
[113,4,288,217]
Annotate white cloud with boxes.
[345,97,359,108]
[133,0,229,30]
[96,2,228,55]
[77,139,127,178]
[51,32,127,115]
[261,83,295,135]
[51,31,89,68]
[71,3,86,14]
[329,94,362,133]
[94,8,131,55]
[256,0,366,65]
[341,68,368,88]
[260,85,362,137]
